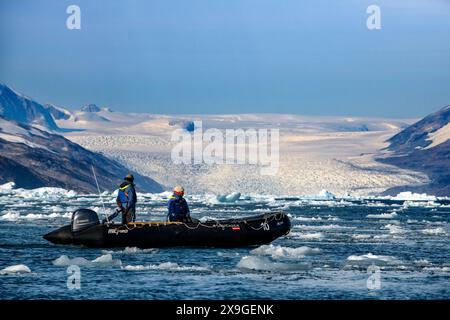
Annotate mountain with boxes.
[44,104,72,120]
[0,84,163,193]
[0,83,59,131]
[0,117,163,193]
[378,105,450,196]
[386,105,450,153]
[80,103,101,113]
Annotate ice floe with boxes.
[346,253,401,265]
[0,211,71,221]
[122,262,210,272]
[216,192,241,203]
[421,227,446,235]
[103,247,158,255]
[382,224,406,235]
[289,232,325,239]
[250,244,321,259]
[0,183,77,199]
[52,254,122,266]
[366,212,398,219]
[392,192,437,201]
[236,256,310,272]
[0,264,31,275]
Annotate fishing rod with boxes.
[91,165,109,223]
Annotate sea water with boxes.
[0,190,449,299]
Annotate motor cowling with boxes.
[71,209,100,233]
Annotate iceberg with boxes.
[52,254,121,267]
[250,244,321,259]
[0,264,31,275]
[0,182,15,194]
[216,192,241,203]
[236,256,310,272]
[302,189,336,200]
[392,192,437,201]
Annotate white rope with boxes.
[91,165,109,223]
[109,212,285,231]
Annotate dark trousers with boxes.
[122,207,136,224]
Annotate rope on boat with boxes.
[113,212,286,231]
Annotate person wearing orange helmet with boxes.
[167,185,191,222]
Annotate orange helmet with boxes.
[173,185,184,195]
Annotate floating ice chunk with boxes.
[382,224,405,234]
[148,191,173,200]
[122,262,210,272]
[293,215,340,222]
[423,266,450,273]
[402,200,440,208]
[216,192,241,203]
[346,253,400,265]
[14,187,77,199]
[236,256,310,272]
[302,189,336,200]
[106,247,158,254]
[0,211,70,221]
[0,211,20,221]
[0,264,31,275]
[53,255,91,266]
[291,232,324,239]
[53,254,121,266]
[250,244,321,259]
[393,192,437,201]
[91,254,118,264]
[352,234,371,239]
[294,224,355,231]
[0,182,15,193]
[367,212,398,219]
[422,227,446,235]
[414,259,431,267]
[318,189,335,199]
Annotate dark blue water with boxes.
[1,191,449,299]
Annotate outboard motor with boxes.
[71,209,100,233]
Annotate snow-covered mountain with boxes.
[0,83,59,131]
[80,103,101,113]
[44,104,72,120]
[0,117,162,193]
[0,85,162,193]
[379,105,450,196]
[386,105,450,153]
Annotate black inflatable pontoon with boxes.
[43,209,291,248]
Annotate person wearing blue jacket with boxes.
[167,186,191,222]
[116,174,137,224]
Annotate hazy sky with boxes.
[1,0,449,117]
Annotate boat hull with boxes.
[44,212,291,248]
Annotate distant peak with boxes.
[80,104,101,113]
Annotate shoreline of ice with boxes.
[1,182,448,204]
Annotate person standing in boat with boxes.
[116,174,137,224]
[167,186,191,222]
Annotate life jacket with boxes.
[168,195,188,218]
[117,182,136,208]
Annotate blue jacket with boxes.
[116,181,137,210]
[167,194,190,221]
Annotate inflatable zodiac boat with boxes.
[43,209,291,248]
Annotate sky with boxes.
[1,0,450,118]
